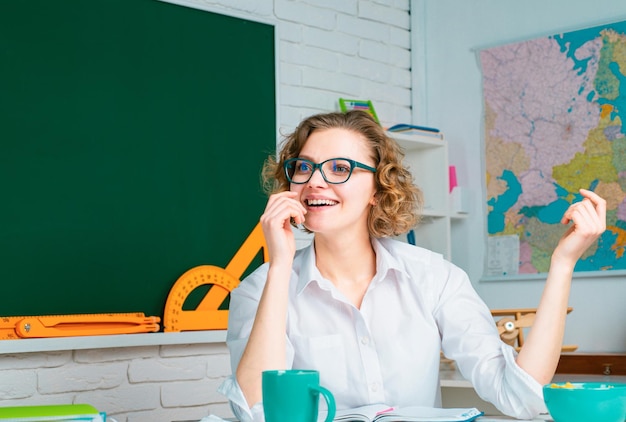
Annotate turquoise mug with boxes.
[262,369,336,422]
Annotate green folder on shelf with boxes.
[0,404,105,421]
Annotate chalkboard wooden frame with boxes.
[0,0,277,325]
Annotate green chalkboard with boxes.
[0,1,275,320]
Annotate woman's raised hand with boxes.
[553,188,606,267]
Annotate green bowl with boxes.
[543,382,626,422]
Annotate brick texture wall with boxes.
[1,343,233,421]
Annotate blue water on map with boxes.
[487,170,521,234]
[553,21,626,73]
[488,175,596,231]
[519,184,583,224]
[554,22,626,136]
[576,230,626,271]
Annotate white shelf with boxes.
[422,209,448,218]
[388,131,459,260]
[389,131,444,150]
[0,330,227,354]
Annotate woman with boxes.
[219,110,606,421]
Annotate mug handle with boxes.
[309,385,335,422]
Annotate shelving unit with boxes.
[389,131,466,261]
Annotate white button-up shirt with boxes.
[220,238,546,421]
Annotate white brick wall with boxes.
[1,344,233,421]
[0,0,412,420]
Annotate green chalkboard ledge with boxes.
[0,331,227,354]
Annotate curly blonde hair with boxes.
[262,110,423,237]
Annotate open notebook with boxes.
[328,405,483,422]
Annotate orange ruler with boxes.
[0,312,160,340]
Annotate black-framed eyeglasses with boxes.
[283,157,377,184]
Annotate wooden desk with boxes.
[556,353,626,375]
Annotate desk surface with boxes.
[439,368,626,387]
[179,371,626,422]
[477,417,550,422]
[174,416,551,422]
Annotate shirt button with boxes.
[370,382,379,392]
[360,336,370,345]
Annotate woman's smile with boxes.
[304,197,339,208]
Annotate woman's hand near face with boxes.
[260,191,307,266]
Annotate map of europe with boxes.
[481,21,626,275]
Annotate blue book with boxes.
[387,123,440,133]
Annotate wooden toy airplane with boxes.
[491,307,577,352]
[441,306,578,369]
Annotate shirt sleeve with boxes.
[218,264,295,421]
[217,375,264,422]
[433,260,547,419]
[499,343,548,417]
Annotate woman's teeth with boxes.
[307,199,337,206]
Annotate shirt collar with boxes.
[371,237,407,281]
[295,243,323,295]
[295,237,409,295]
